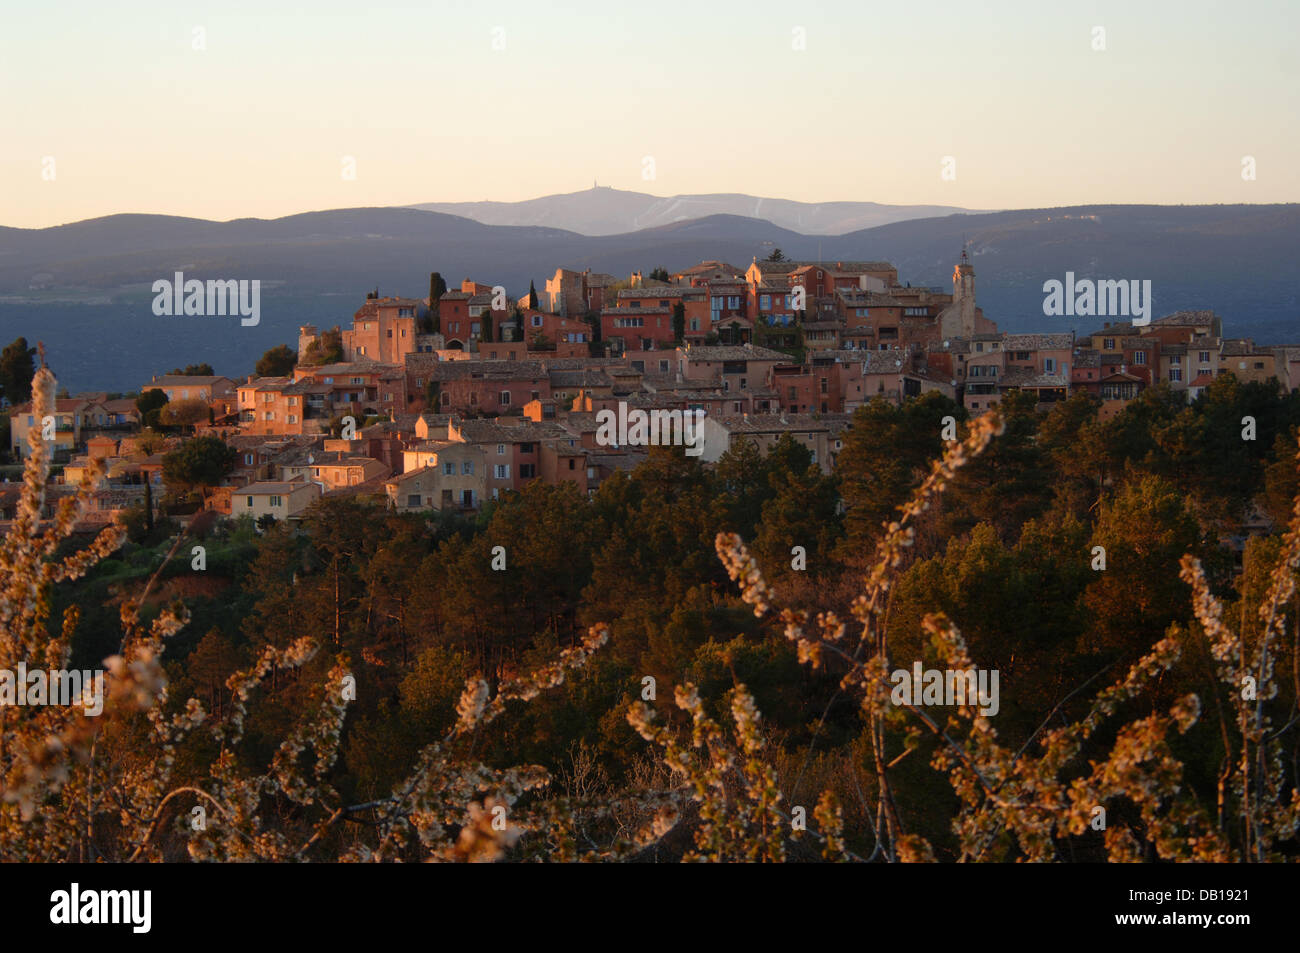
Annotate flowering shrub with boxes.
[0,362,615,862]
[3,363,1297,862]
[701,415,1300,861]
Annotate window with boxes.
[269,495,283,508]
[494,464,511,479]
[519,463,536,479]
[1170,355,1181,365]
[462,461,474,474]
[1044,358,1056,373]
[499,391,511,406]
[351,377,363,385]
[760,295,770,310]
[407,494,421,506]
[519,442,535,454]
[443,461,455,475]
[246,496,253,508]
[531,314,543,327]
[287,414,298,424]
[1103,338,1115,350]
[497,444,506,455]
[244,453,254,465]
[1169,367,1183,382]
[1133,351,1146,366]
[568,459,575,470]
[1198,351,1211,364]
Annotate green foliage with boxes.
[302,326,344,366]
[836,392,964,547]
[255,344,298,377]
[0,337,37,405]
[135,388,169,429]
[161,434,238,496]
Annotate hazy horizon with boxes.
[4,188,1298,233]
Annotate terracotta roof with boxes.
[683,344,790,362]
[1003,333,1073,350]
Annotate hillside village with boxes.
[6,251,1296,531]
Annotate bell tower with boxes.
[953,247,975,302]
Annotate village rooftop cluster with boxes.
[6,252,1295,527]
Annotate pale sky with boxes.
[2,0,1297,229]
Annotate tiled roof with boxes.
[1000,368,1069,388]
[147,375,232,386]
[683,344,790,362]
[238,479,314,494]
[617,287,702,300]
[1003,333,1073,350]
[549,369,613,388]
[1153,310,1218,326]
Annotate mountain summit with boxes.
[409,186,977,236]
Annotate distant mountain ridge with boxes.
[409,187,978,236]
[0,202,1296,392]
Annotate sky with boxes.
[2,0,1297,229]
